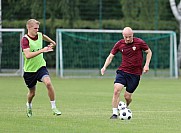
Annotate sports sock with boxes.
[26,102,32,108]
[112,108,118,115]
[50,100,56,109]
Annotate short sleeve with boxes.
[141,40,149,51]
[111,41,121,55]
[21,37,30,49]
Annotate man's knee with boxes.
[43,77,52,88]
[114,83,124,96]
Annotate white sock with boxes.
[113,108,118,115]
[26,102,32,108]
[50,101,56,109]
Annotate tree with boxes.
[121,0,159,29]
[60,0,80,28]
[169,0,181,71]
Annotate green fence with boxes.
[56,29,177,78]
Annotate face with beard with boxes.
[122,27,134,44]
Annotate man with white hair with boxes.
[101,27,152,119]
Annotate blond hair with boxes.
[26,19,40,29]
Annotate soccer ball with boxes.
[118,101,127,110]
[119,107,132,120]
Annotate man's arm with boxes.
[101,53,115,75]
[43,34,56,48]
[23,47,53,59]
[143,48,152,73]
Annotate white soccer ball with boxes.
[118,101,127,110]
[119,107,132,120]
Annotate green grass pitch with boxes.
[0,76,181,133]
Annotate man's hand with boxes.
[48,42,56,49]
[143,65,149,73]
[41,46,54,53]
[101,67,106,75]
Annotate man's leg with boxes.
[43,76,55,101]
[26,87,35,117]
[110,83,124,119]
[124,91,132,107]
[42,76,61,115]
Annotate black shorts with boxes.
[23,66,49,89]
[114,70,140,93]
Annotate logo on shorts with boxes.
[132,46,136,51]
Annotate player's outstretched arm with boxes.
[101,53,114,75]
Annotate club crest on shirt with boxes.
[132,46,136,51]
